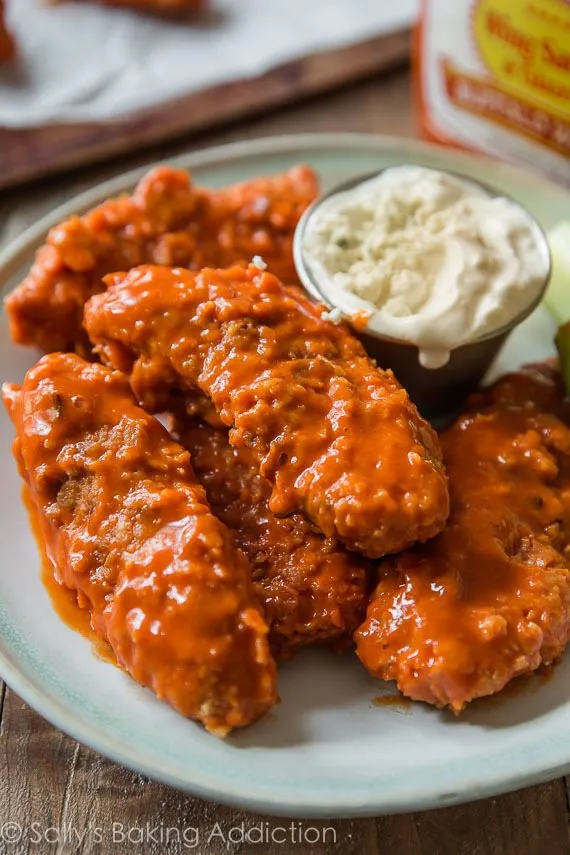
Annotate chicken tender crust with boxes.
[3,353,277,735]
[5,165,318,354]
[356,364,570,711]
[171,415,370,658]
[84,263,449,558]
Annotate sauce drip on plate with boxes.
[22,486,115,665]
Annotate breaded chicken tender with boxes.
[171,415,370,658]
[3,353,277,735]
[356,364,570,711]
[84,263,449,558]
[5,165,318,354]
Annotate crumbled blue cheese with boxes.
[251,255,267,271]
[302,166,549,369]
[321,307,343,325]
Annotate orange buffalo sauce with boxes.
[22,486,115,665]
[372,694,412,712]
[415,0,570,184]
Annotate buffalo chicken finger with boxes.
[3,353,277,735]
[84,264,449,558]
[356,364,570,711]
[171,415,370,658]
[5,165,318,354]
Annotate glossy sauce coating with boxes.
[23,486,115,664]
[171,415,370,658]
[356,364,570,711]
[5,165,318,353]
[3,353,277,735]
[85,263,449,558]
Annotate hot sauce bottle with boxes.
[415,0,570,183]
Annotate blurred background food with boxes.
[55,0,207,12]
[1,1,568,193]
[0,0,415,190]
[0,1,15,63]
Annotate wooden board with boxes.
[2,688,570,855]
[0,27,410,192]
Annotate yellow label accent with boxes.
[474,0,570,119]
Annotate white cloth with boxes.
[0,0,417,128]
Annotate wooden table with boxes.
[1,68,569,855]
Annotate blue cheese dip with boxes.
[301,166,550,369]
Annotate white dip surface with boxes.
[301,166,550,369]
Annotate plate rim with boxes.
[2,132,570,818]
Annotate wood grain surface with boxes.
[0,27,410,193]
[1,69,570,855]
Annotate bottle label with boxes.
[419,0,570,182]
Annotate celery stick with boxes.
[545,222,570,323]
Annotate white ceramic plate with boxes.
[0,134,567,818]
